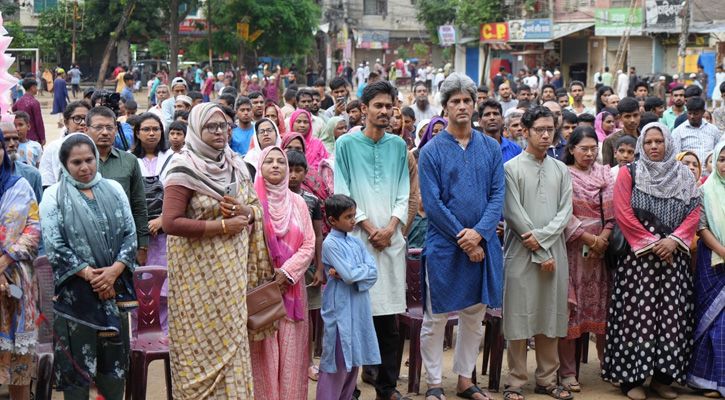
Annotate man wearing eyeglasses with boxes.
[501,106,573,400]
[85,106,150,266]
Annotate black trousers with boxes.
[620,370,674,395]
[373,314,401,399]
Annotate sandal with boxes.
[703,391,723,399]
[534,384,574,400]
[503,386,525,400]
[561,377,581,393]
[307,365,319,381]
[456,385,494,400]
[425,387,446,400]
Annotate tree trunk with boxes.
[95,0,138,88]
[169,0,180,78]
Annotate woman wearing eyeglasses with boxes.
[243,118,282,177]
[130,112,174,335]
[558,126,615,393]
[162,103,270,398]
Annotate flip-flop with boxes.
[534,384,574,400]
[425,387,446,400]
[456,385,494,400]
[503,387,525,400]
[307,365,319,381]
[561,377,581,392]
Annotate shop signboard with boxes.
[437,25,457,46]
[356,30,390,49]
[480,23,509,42]
[645,0,683,30]
[594,8,643,36]
[508,19,552,41]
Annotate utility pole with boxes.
[207,0,213,69]
[71,1,77,65]
[678,0,691,77]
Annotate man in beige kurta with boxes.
[502,106,573,399]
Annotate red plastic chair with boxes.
[396,249,459,395]
[125,266,172,400]
[33,255,55,400]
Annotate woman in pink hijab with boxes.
[250,146,315,400]
[289,109,329,170]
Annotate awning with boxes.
[511,50,546,55]
[551,22,594,40]
[488,43,512,50]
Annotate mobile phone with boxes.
[224,182,239,199]
[336,97,345,104]
[3,272,22,300]
[582,245,590,258]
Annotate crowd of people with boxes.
[1,56,725,400]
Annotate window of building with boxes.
[364,0,387,15]
[610,0,632,7]
[34,0,57,13]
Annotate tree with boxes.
[0,0,19,16]
[414,0,458,40]
[95,0,138,88]
[166,0,201,78]
[210,0,322,64]
[415,0,502,37]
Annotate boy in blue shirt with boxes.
[317,194,380,400]
[13,111,43,168]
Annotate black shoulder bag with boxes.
[143,155,174,221]
[600,163,635,269]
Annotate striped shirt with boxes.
[671,119,724,162]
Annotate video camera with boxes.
[92,89,122,117]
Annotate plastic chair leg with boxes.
[396,322,407,373]
[487,318,504,393]
[581,332,590,363]
[407,319,423,395]
[164,356,173,400]
[481,322,492,376]
[443,325,454,350]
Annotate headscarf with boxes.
[702,141,725,256]
[418,117,448,150]
[414,118,431,147]
[165,103,248,200]
[319,116,344,155]
[253,146,305,321]
[0,128,21,196]
[594,111,612,142]
[634,122,699,203]
[281,132,332,212]
[264,102,286,137]
[676,151,702,181]
[289,109,329,170]
[243,117,282,168]
[53,133,137,334]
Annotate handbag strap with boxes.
[158,154,174,176]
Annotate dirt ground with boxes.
[0,89,709,400]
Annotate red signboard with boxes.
[480,23,509,42]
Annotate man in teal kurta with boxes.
[502,106,573,400]
[334,80,410,400]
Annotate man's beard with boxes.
[350,117,360,126]
[8,152,19,162]
[312,105,320,114]
[674,101,684,107]
[416,97,429,110]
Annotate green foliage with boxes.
[414,0,458,39]
[413,43,429,58]
[397,46,410,60]
[149,38,168,58]
[457,0,502,28]
[0,0,20,16]
[212,0,322,56]
[3,21,28,48]
[415,0,503,38]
